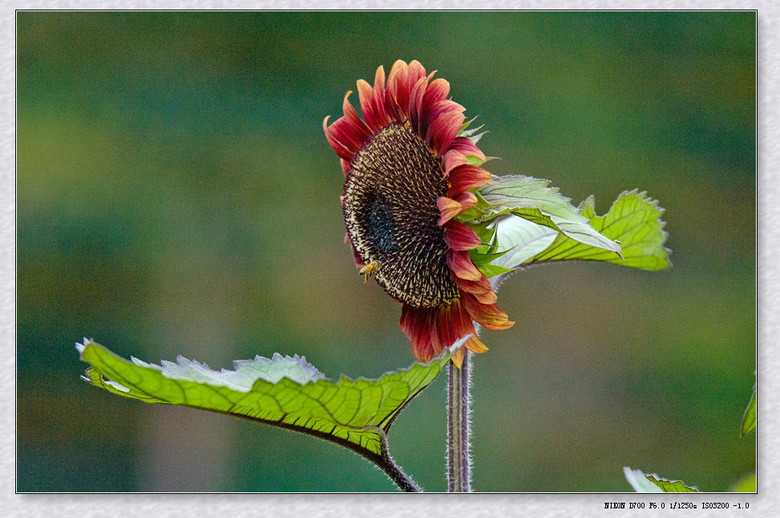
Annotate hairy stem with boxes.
[379,452,422,492]
[447,350,472,492]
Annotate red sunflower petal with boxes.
[341,90,372,141]
[478,319,514,332]
[438,302,468,344]
[328,116,366,154]
[447,249,482,281]
[450,136,487,163]
[409,73,434,135]
[454,191,478,209]
[464,335,489,354]
[369,65,390,128]
[446,300,490,367]
[438,300,485,367]
[407,60,428,85]
[453,275,498,305]
[422,78,450,109]
[419,78,451,134]
[386,60,408,118]
[437,190,480,225]
[356,79,374,123]
[401,300,484,365]
[356,68,389,132]
[400,304,436,363]
[323,116,354,161]
[450,334,489,367]
[383,85,402,123]
[447,165,492,196]
[442,149,470,177]
[461,292,515,331]
[450,347,466,368]
[427,104,466,154]
[444,220,482,251]
[436,196,462,226]
[424,98,464,123]
[390,60,427,119]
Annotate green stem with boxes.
[447,350,472,492]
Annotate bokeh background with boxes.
[17,11,755,492]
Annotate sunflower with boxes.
[323,60,513,367]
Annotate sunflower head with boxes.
[324,60,513,367]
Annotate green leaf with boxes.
[481,215,559,272]
[624,467,699,492]
[466,215,550,278]
[730,473,756,492]
[77,337,463,489]
[741,378,756,437]
[477,175,622,255]
[475,261,515,279]
[526,190,671,271]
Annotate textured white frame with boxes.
[4,2,773,517]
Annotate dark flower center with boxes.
[343,123,460,308]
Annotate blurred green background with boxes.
[17,11,755,492]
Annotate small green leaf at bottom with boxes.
[730,473,756,493]
[77,337,466,490]
[624,467,699,492]
[741,379,756,437]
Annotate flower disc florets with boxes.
[343,122,458,308]
[324,60,514,367]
